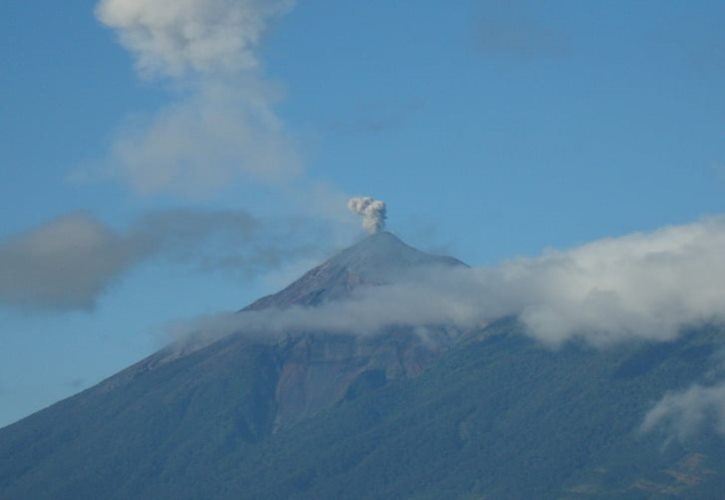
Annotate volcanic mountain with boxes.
[2,232,725,499]
[245,230,465,310]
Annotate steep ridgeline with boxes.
[0,232,467,498]
[101,231,465,430]
[3,233,725,499]
[236,231,467,428]
[245,230,465,310]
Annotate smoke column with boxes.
[347,197,387,234]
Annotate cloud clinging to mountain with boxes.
[642,382,725,443]
[171,217,725,347]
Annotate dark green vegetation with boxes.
[3,323,725,499]
[2,233,725,498]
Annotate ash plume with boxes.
[91,0,299,196]
[347,197,387,234]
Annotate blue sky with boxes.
[1,0,724,427]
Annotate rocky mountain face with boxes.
[96,231,464,431]
[239,231,465,428]
[244,230,465,310]
[2,232,725,499]
[269,329,449,430]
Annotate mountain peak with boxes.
[245,231,464,310]
[326,230,459,272]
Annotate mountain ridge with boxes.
[2,232,725,498]
[244,231,466,311]
[29,232,464,432]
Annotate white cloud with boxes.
[96,0,294,78]
[498,217,725,345]
[91,0,300,196]
[105,82,301,196]
[169,217,725,347]
[641,382,725,442]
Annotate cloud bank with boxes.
[170,217,725,347]
[496,217,725,345]
[93,0,299,196]
[0,209,327,311]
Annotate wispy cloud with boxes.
[330,100,424,135]
[85,0,299,196]
[476,0,566,60]
[102,82,301,196]
[642,382,725,443]
[713,163,725,189]
[0,209,330,311]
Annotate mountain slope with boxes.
[229,323,725,499]
[0,232,464,498]
[4,321,725,499]
[1,233,725,499]
[245,231,465,310]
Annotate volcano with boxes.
[2,232,725,499]
[245,230,465,310]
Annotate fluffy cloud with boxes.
[96,0,294,77]
[496,217,725,345]
[0,209,327,311]
[347,197,387,234]
[92,0,299,196]
[169,217,725,347]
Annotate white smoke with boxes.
[103,82,300,195]
[95,0,295,78]
[90,0,300,196]
[347,197,387,234]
